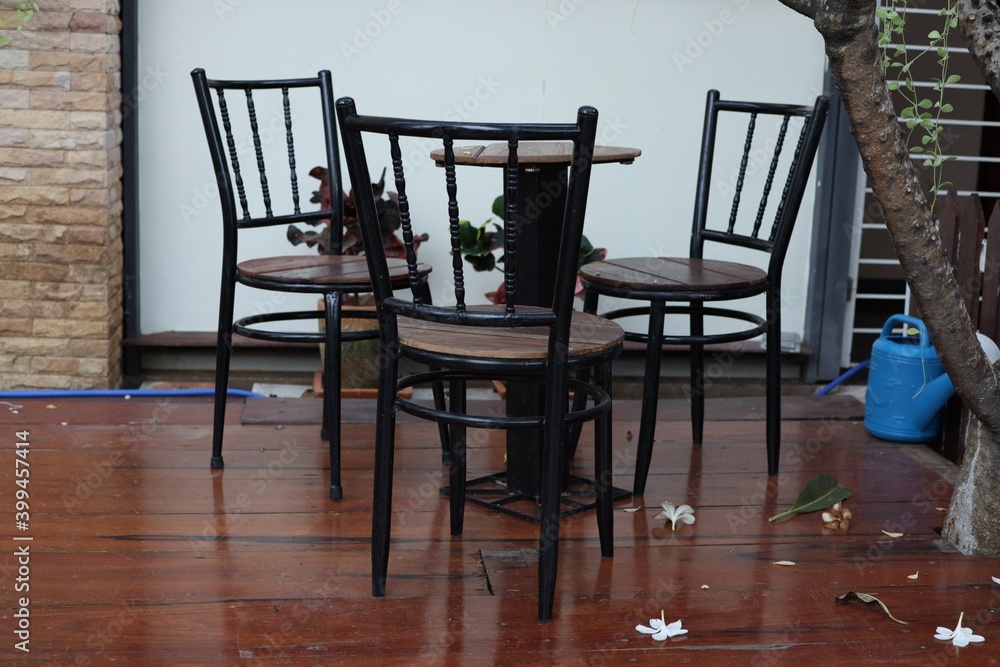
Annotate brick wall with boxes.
[0,1,122,389]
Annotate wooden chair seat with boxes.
[239,255,429,287]
[580,257,766,294]
[399,306,624,360]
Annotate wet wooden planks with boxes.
[0,394,996,665]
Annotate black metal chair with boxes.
[576,90,829,495]
[191,69,434,501]
[336,97,623,622]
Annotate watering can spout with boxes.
[911,374,956,430]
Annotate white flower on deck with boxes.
[934,612,985,648]
[636,610,688,641]
[654,502,695,531]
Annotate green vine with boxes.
[0,2,40,47]
[876,0,961,208]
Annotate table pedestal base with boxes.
[442,473,631,524]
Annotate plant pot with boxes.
[315,295,412,398]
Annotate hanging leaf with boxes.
[836,592,910,626]
[768,474,852,523]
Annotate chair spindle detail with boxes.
[752,114,790,239]
[728,112,757,234]
[244,89,273,218]
[282,87,302,216]
[216,89,251,221]
[770,120,809,245]
[504,138,519,313]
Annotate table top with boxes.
[431,142,641,167]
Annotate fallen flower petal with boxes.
[992,576,1000,585]
[636,614,664,637]
[773,561,796,566]
[623,507,642,513]
[882,530,903,538]
[635,611,687,641]
[907,572,919,580]
[662,619,687,638]
[654,502,696,531]
[935,612,985,647]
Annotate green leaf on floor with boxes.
[768,474,852,522]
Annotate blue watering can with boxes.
[864,314,954,442]
[864,314,1000,442]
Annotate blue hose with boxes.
[814,359,871,396]
[0,388,264,399]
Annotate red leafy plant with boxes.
[286,166,428,258]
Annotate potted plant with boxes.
[459,195,606,303]
[286,167,429,395]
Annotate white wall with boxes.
[136,0,826,338]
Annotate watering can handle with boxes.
[881,314,929,346]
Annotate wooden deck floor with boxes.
[1,393,998,665]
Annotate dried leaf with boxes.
[882,530,904,538]
[773,561,796,566]
[769,474,852,522]
[907,572,919,580]
[836,591,909,625]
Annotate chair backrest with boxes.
[190,68,345,257]
[336,98,598,344]
[691,90,830,276]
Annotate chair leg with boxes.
[690,301,705,445]
[595,362,614,559]
[566,289,599,463]
[416,280,452,464]
[412,279,451,466]
[538,372,569,623]
[448,378,467,537]
[323,292,344,501]
[765,290,782,475]
[371,343,399,598]
[210,274,237,470]
[633,301,665,498]
[433,378,451,465]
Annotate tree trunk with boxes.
[943,414,1000,552]
[778,0,1000,553]
[957,0,1000,101]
